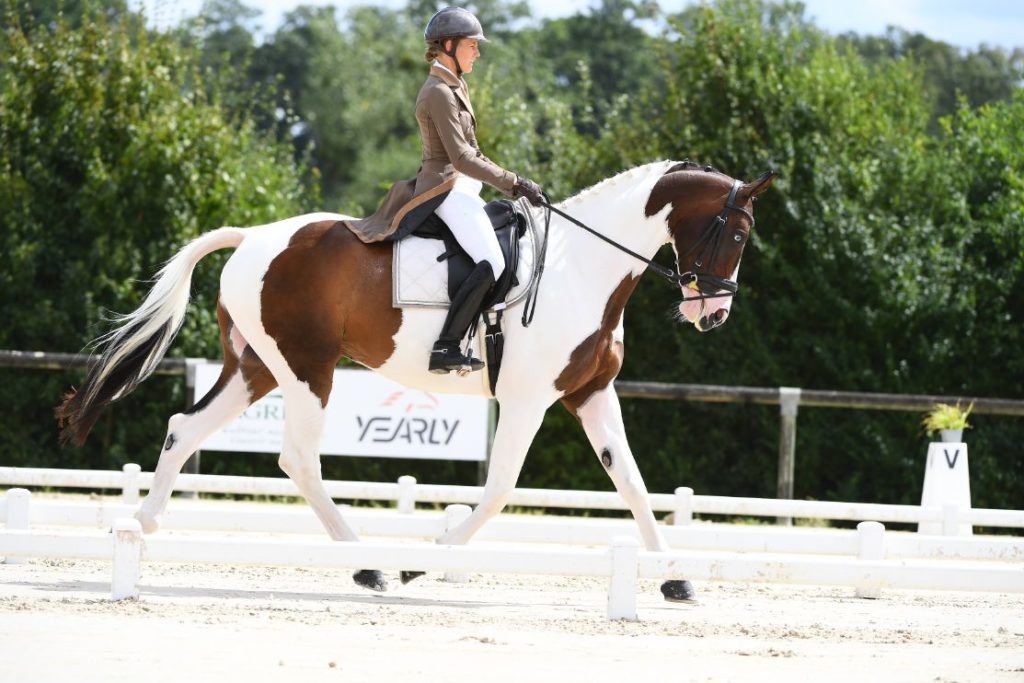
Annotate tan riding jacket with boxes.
[344,64,516,243]
[414,64,516,196]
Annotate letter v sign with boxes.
[943,448,960,469]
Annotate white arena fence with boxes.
[3,464,1024,531]
[2,473,1023,620]
[2,488,1024,562]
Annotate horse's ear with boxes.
[744,170,777,198]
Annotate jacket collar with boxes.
[430,63,461,87]
[429,64,475,122]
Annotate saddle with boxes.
[400,199,534,393]
[410,199,527,305]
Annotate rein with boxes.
[535,178,753,303]
[539,200,682,285]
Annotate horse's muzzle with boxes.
[679,291,732,331]
[696,308,729,332]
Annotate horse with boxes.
[57,160,775,602]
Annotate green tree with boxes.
[6,0,117,28]
[527,0,659,129]
[843,28,1024,130]
[179,0,262,75]
[0,6,316,470]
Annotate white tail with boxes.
[57,227,247,444]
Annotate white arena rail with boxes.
[3,488,1023,618]
[2,464,1024,531]
[4,491,1024,562]
[2,516,1022,620]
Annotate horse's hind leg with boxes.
[136,368,255,531]
[566,385,695,602]
[275,381,358,542]
[135,303,276,532]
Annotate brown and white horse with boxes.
[58,160,775,601]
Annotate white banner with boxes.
[193,363,489,461]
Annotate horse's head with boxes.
[646,162,776,331]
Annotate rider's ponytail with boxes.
[424,40,444,62]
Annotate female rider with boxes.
[418,7,544,374]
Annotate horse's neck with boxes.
[550,163,673,281]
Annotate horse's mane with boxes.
[560,160,678,209]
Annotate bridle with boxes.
[520,168,758,329]
[536,178,754,303]
[674,178,754,302]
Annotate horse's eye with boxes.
[733,233,744,243]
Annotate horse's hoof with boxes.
[661,579,697,603]
[400,571,425,585]
[352,569,387,592]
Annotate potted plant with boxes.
[921,401,974,443]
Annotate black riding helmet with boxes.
[424,6,487,75]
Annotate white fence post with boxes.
[397,475,417,515]
[855,521,885,599]
[672,487,693,525]
[121,464,141,505]
[111,517,142,600]
[3,488,31,565]
[607,536,639,621]
[776,386,802,526]
[443,504,472,583]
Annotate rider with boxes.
[419,6,544,374]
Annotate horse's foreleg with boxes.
[135,369,256,533]
[572,385,668,552]
[437,402,548,546]
[570,385,695,602]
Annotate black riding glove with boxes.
[513,176,545,206]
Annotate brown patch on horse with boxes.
[239,345,277,403]
[644,168,729,235]
[556,274,640,417]
[645,168,752,281]
[260,220,401,405]
[186,302,242,414]
[189,302,278,413]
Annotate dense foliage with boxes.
[2,0,1021,511]
[0,1,316,467]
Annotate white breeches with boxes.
[434,176,505,279]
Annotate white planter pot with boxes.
[939,428,963,443]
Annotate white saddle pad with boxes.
[392,215,538,309]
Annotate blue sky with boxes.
[134,0,1024,51]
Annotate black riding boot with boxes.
[429,261,495,374]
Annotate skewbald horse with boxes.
[58,160,775,602]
